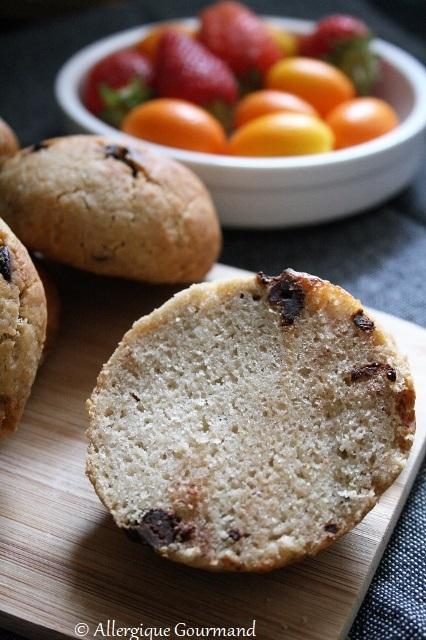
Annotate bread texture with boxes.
[87,269,415,572]
[0,118,19,167]
[0,135,221,283]
[0,217,47,435]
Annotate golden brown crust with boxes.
[0,135,221,283]
[0,218,47,435]
[0,118,19,167]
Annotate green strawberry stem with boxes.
[99,77,153,127]
[205,100,235,133]
[326,36,380,96]
[238,69,263,97]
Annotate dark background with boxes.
[0,1,425,639]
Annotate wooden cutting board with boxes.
[0,263,425,640]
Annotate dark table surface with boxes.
[1,1,425,638]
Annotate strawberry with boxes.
[327,37,380,96]
[199,1,282,79]
[84,49,153,119]
[154,30,238,111]
[301,14,370,58]
[301,15,378,95]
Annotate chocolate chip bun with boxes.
[0,135,221,283]
[35,264,60,360]
[0,218,47,435]
[0,117,19,166]
[86,269,415,572]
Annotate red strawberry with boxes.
[84,49,153,116]
[300,14,378,95]
[199,1,282,78]
[301,14,370,58]
[154,30,238,108]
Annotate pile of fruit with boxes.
[83,1,399,157]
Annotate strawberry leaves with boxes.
[99,77,152,127]
[326,37,380,95]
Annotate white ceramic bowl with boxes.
[55,17,426,228]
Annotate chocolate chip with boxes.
[228,528,242,541]
[178,524,195,542]
[348,362,397,383]
[258,271,305,326]
[350,362,381,381]
[386,368,397,382]
[324,523,339,534]
[130,509,193,549]
[104,144,139,178]
[135,509,179,548]
[0,246,11,282]
[228,528,249,542]
[352,310,375,332]
[31,141,48,152]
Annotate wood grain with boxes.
[0,264,424,640]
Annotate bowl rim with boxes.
[55,16,426,171]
